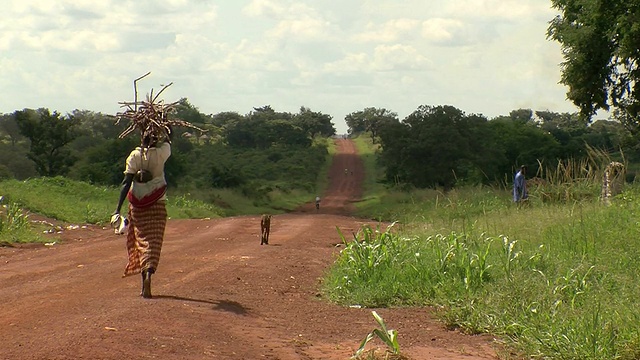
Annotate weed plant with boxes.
[325,184,640,359]
[353,311,401,359]
[0,199,40,243]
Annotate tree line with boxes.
[345,106,634,189]
[0,101,336,202]
[1,98,635,196]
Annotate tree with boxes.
[14,108,80,177]
[344,112,367,135]
[509,108,534,123]
[586,119,632,152]
[72,109,123,139]
[172,98,209,124]
[378,105,490,189]
[487,116,561,175]
[0,142,37,179]
[211,111,243,127]
[69,137,136,185]
[0,113,24,147]
[345,107,399,142]
[294,107,336,138]
[223,107,310,149]
[547,0,640,128]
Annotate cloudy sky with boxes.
[0,0,575,133]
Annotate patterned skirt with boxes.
[123,201,167,277]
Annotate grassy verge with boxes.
[0,139,338,241]
[0,199,42,243]
[351,134,387,216]
[0,177,224,225]
[323,185,640,359]
[317,137,338,197]
[180,139,337,216]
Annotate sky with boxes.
[0,0,578,134]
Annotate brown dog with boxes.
[260,214,271,245]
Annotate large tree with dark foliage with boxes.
[548,0,640,131]
[344,107,398,142]
[14,108,80,177]
[378,105,494,189]
[294,106,336,138]
[0,113,23,147]
[224,106,310,149]
[377,105,569,189]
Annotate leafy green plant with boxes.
[0,201,29,232]
[0,199,40,243]
[353,311,400,359]
[500,235,520,280]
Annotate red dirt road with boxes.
[0,139,498,360]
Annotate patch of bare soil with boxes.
[0,139,498,360]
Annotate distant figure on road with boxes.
[260,214,271,245]
[315,196,321,211]
[513,165,528,203]
[344,168,348,176]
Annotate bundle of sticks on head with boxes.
[115,72,205,145]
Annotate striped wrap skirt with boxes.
[123,201,167,277]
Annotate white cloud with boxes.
[372,44,430,71]
[445,0,555,20]
[353,18,420,43]
[0,0,578,134]
[324,53,370,73]
[268,17,332,41]
[242,0,286,18]
[324,44,429,74]
[244,1,336,41]
[421,18,466,44]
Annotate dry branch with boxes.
[115,72,206,142]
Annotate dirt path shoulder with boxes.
[0,139,498,360]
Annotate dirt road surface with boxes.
[0,139,498,360]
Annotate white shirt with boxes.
[124,142,171,200]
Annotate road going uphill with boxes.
[0,138,497,360]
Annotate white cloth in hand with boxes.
[111,214,129,235]
[110,213,121,227]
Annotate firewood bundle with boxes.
[115,72,205,143]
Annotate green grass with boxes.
[351,134,386,214]
[0,141,338,241]
[0,199,42,243]
[176,138,336,216]
[0,177,224,224]
[324,185,640,359]
[316,137,338,197]
[203,186,317,216]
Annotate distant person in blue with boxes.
[513,165,528,203]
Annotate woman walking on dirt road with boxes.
[112,128,172,298]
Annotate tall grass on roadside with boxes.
[324,186,640,359]
[531,147,625,204]
[532,157,601,203]
[0,199,40,243]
